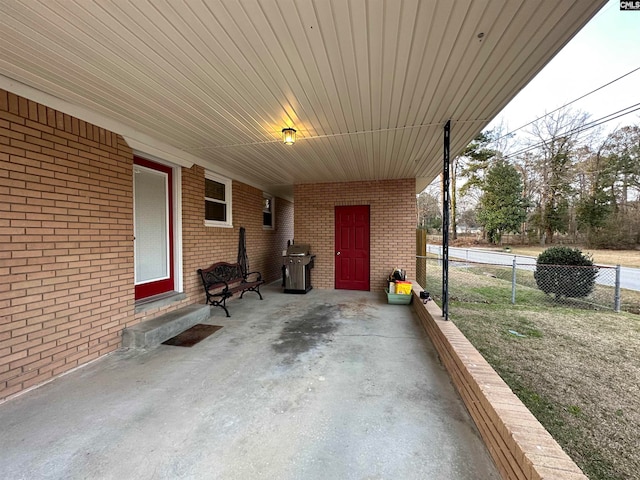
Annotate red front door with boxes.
[134,157,175,300]
[335,205,370,290]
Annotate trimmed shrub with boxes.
[534,247,598,299]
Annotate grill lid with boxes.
[286,244,310,256]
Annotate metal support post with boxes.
[511,257,517,304]
[442,120,450,320]
[614,265,621,313]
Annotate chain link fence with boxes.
[416,248,625,313]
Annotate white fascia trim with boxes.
[126,138,194,168]
[0,74,196,168]
[0,74,280,197]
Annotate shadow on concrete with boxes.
[0,285,499,479]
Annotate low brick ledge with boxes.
[410,287,587,480]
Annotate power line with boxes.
[494,65,640,141]
[504,102,640,159]
[506,104,640,159]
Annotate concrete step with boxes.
[122,304,211,348]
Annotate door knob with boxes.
[336,251,341,255]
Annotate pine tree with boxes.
[476,160,528,244]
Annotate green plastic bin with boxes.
[386,288,412,305]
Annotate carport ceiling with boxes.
[0,0,605,196]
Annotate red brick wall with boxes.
[294,179,416,292]
[413,295,588,480]
[181,165,293,303]
[0,90,294,401]
[0,89,135,401]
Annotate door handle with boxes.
[336,251,341,255]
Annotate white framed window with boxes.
[263,193,274,229]
[204,171,233,228]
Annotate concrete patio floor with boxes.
[0,285,499,480]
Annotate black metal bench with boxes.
[197,262,264,317]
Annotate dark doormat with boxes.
[162,324,223,347]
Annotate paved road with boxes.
[425,245,640,292]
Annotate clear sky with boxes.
[487,0,640,138]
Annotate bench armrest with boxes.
[244,271,263,282]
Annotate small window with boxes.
[205,172,232,228]
[263,193,274,229]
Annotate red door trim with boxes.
[134,157,175,300]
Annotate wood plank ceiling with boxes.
[0,0,605,196]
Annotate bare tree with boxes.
[602,126,640,212]
[416,181,441,232]
[576,125,640,247]
[512,151,538,243]
[526,109,590,245]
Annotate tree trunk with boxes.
[451,159,458,240]
[622,175,628,213]
[546,226,554,244]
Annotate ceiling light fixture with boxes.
[282,128,296,145]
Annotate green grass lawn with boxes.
[420,266,640,480]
